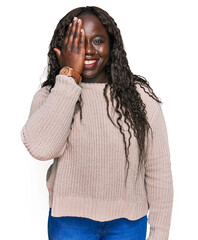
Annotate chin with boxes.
[82,72,97,79]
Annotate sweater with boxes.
[20,75,174,240]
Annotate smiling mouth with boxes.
[83,60,99,69]
[84,60,97,64]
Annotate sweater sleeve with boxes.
[145,104,174,240]
[20,75,82,161]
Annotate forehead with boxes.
[78,13,108,37]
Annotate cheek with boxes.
[98,45,109,59]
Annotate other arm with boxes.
[145,104,174,240]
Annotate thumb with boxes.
[53,48,61,58]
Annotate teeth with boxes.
[84,60,97,64]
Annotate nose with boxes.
[85,41,95,55]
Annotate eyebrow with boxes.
[93,34,106,38]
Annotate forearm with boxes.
[145,154,174,240]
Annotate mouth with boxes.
[83,60,99,70]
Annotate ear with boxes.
[53,48,61,58]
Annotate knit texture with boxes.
[21,75,174,240]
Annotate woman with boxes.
[21,6,174,240]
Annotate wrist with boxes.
[59,66,82,83]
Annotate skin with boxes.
[53,13,110,83]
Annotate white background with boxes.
[1,0,197,239]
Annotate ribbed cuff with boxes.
[54,75,81,91]
[147,228,170,240]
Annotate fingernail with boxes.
[73,17,77,21]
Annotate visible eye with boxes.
[93,39,103,45]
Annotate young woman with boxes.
[21,6,174,240]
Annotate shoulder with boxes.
[37,85,51,94]
[28,85,52,118]
[30,85,52,109]
[32,85,51,99]
[135,82,161,122]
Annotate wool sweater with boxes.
[21,74,174,240]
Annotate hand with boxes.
[53,17,85,75]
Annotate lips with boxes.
[84,60,97,64]
[83,59,99,70]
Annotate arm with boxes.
[20,75,81,161]
[145,104,174,240]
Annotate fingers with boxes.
[63,23,72,47]
[79,28,85,51]
[63,17,85,51]
[53,48,61,58]
[73,18,82,49]
[67,17,78,50]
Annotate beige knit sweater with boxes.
[21,75,174,240]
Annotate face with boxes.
[78,13,110,81]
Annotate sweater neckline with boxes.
[79,82,107,84]
[79,82,108,88]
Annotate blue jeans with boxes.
[48,208,147,240]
